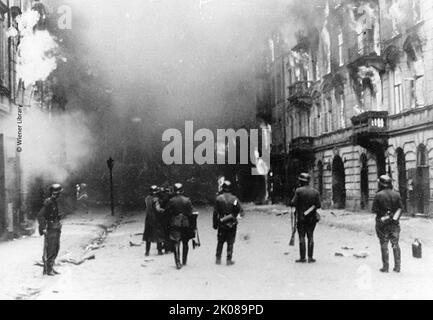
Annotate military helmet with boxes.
[173,183,184,194]
[378,175,392,188]
[149,185,159,195]
[222,180,232,192]
[298,173,311,183]
[49,184,64,195]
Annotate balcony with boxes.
[288,81,314,109]
[350,111,389,151]
[347,37,385,73]
[289,136,314,159]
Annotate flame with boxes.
[14,9,59,87]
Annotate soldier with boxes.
[166,183,196,269]
[37,184,64,276]
[213,180,244,266]
[291,173,321,263]
[143,185,165,256]
[159,186,174,253]
[372,175,403,273]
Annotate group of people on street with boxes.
[143,183,198,269]
[289,172,403,273]
[36,171,403,276]
[143,180,245,269]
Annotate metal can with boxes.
[412,239,422,259]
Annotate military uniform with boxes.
[38,196,62,275]
[143,194,165,255]
[291,184,321,262]
[372,187,403,272]
[166,194,196,268]
[213,192,243,265]
[159,188,174,253]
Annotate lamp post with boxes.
[107,157,115,216]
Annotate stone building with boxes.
[259,0,433,215]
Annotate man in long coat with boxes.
[143,185,165,256]
[166,183,196,269]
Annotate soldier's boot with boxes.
[380,245,389,273]
[174,243,182,270]
[393,245,401,273]
[296,241,307,263]
[226,243,235,266]
[216,242,223,265]
[46,263,55,276]
[308,241,316,263]
[182,243,189,266]
[145,241,151,257]
[157,242,164,256]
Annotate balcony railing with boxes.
[290,136,314,152]
[288,81,314,108]
[351,111,388,132]
[351,111,389,150]
[288,81,313,98]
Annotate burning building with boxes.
[259,0,433,215]
[1,0,67,239]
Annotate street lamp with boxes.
[106,157,115,216]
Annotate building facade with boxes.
[259,0,433,215]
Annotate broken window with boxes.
[394,68,403,113]
[338,31,344,67]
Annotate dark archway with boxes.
[360,154,369,210]
[396,148,407,211]
[415,144,430,214]
[332,156,346,209]
[317,161,323,197]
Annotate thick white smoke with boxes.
[14,9,59,87]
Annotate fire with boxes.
[13,9,59,87]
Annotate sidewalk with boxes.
[0,207,118,300]
[245,204,433,248]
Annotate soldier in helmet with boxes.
[213,180,244,266]
[143,185,165,256]
[165,183,196,269]
[37,184,64,276]
[159,186,174,253]
[291,173,321,263]
[372,175,403,273]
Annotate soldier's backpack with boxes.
[219,200,240,230]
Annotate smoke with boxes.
[0,108,95,187]
[14,9,60,87]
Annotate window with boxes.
[327,98,333,132]
[339,93,346,129]
[408,78,416,108]
[298,112,302,137]
[0,14,8,89]
[276,73,282,103]
[338,31,344,67]
[394,69,404,113]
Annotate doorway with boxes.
[360,154,369,210]
[414,144,430,214]
[332,156,346,209]
[396,148,407,211]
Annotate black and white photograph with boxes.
[0,0,432,303]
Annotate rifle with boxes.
[192,212,201,249]
[289,207,297,246]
